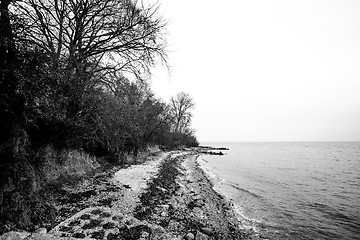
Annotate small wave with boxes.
[227,181,263,200]
[278,167,297,171]
[196,164,264,232]
[310,175,326,182]
[233,204,262,224]
[201,166,222,183]
[307,202,354,222]
[198,166,264,235]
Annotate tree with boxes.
[170,92,194,134]
[1,0,177,231]
[0,0,16,134]
[10,0,169,137]
[13,0,168,83]
[6,0,169,150]
[0,0,27,158]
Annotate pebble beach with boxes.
[0,150,253,240]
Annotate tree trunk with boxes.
[0,0,18,145]
[0,0,27,162]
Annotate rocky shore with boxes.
[0,150,253,240]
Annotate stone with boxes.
[200,227,212,236]
[140,231,149,238]
[158,204,169,210]
[33,228,47,235]
[192,195,202,200]
[193,199,205,207]
[0,231,31,240]
[156,186,168,193]
[184,232,195,240]
[157,204,170,217]
[195,231,208,240]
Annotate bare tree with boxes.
[13,0,168,83]
[170,92,194,133]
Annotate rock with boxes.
[50,206,168,239]
[193,199,205,207]
[0,231,30,240]
[205,151,224,156]
[33,228,47,235]
[184,232,195,240]
[192,195,202,200]
[228,225,236,232]
[156,186,168,193]
[158,204,169,217]
[138,231,149,240]
[27,233,79,240]
[3,178,16,192]
[158,204,169,210]
[157,233,173,239]
[195,231,208,240]
[200,227,212,235]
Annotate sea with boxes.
[198,142,360,240]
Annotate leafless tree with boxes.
[170,92,194,133]
[12,0,168,83]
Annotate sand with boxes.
[113,152,168,193]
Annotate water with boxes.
[198,142,360,239]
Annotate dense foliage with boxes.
[1,0,198,164]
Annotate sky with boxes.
[147,0,360,143]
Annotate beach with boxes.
[0,150,253,240]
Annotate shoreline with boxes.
[196,155,262,237]
[132,150,254,239]
[0,150,254,240]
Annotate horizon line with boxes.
[200,140,360,143]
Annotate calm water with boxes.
[199,142,360,239]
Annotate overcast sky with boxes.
[148,0,360,143]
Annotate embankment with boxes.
[0,145,157,234]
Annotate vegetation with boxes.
[0,0,198,232]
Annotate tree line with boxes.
[0,0,198,232]
[0,0,198,167]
